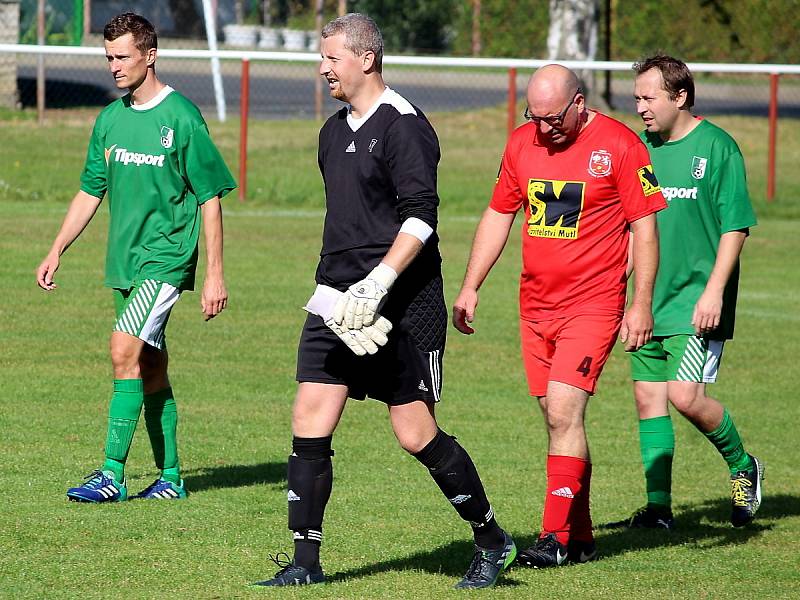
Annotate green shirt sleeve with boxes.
[713,150,757,233]
[79,115,108,199]
[182,125,236,203]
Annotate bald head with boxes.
[525,64,586,146]
[528,64,580,107]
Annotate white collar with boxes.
[131,85,174,111]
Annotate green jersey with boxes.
[642,119,757,339]
[80,86,236,291]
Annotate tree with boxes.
[546,0,601,105]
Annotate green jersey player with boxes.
[36,13,235,503]
[608,55,762,530]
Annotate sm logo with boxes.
[526,179,586,239]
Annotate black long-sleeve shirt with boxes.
[315,87,442,290]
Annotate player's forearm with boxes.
[704,230,747,294]
[380,231,425,277]
[201,197,225,278]
[629,214,659,308]
[461,207,516,291]
[49,190,102,256]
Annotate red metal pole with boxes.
[507,67,517,138]
[767,73,778,202]
[239,58,250,202]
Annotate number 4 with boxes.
[577,356,592,377]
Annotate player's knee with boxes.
[669,384,706,416]
[544,407,583,436]
[109,339,141,375]
[396,429,433,454]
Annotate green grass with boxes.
[1,109,799,598]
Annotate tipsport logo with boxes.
[107,147,166,167]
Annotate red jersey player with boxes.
[453,64,666,567]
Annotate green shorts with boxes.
[630,335,725,384]
[113,279,181,350]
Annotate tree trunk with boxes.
[547,0,605,108]
[472,0,481,56]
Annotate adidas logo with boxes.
[418,380,429,392]
[345,140,356,153]
[287,489,300,501]
[449,494,472,505]
[551,486,575,499]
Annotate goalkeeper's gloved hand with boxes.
[334,263,398,330]
[323,314,393,356]
[303,284,393,357]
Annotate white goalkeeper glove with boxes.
[304,284,393,356]
[333,263,398,330]
[323,314,393,356]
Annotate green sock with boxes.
[144,387,181,484]
[639,415,675,509]
[103,379,144,482]
[704,409,753,475]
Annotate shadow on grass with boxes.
[327,538,522,587]
[182,461,286,492]
[594,493,800,558]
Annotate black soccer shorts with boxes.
[296,275,447,405]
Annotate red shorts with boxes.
[520,313,621,396]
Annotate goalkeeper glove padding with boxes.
[334,262,398,330]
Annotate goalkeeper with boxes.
[256,12,515,591]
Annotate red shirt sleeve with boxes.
[489,134,524,214]
[614,139,667,223]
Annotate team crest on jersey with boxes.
[526,179,585,239]
[637,164,661,196]
[588,150,612,177]
[160,126,174,149]
[691,155,708,179]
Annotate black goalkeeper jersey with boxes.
[315,87,442,291]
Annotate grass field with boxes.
[1,109,799,598]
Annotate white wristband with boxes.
[399,217,434,244]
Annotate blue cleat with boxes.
[132,478,187,500]
[67,470,127,503]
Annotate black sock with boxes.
[287,436,333,571]
[413,429,505,549]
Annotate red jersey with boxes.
[491,112,666,321]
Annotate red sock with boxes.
[571,461,593,543]
[541,454,591,545]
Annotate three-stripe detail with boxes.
[428,349,442,402]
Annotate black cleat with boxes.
[253,553,325,587]
[603,505,674,530]
[516,533,568,568]
[730,454,764,527]
[567,538,598,564]
[454,531,516,589]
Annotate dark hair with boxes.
[633,54,694,109]
[322,13,383,73]
[104,13,157,55]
